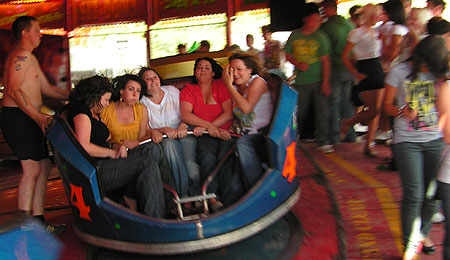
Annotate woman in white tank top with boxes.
[222,52,273,190]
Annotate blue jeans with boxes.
[97,143,165,218]
[179,135,200,196]
[197,136,244,206]
[394,139,443,247]
[328,71,355,144]
[161,138,189,197]
[295,82,329,146]
[237,134,265,190]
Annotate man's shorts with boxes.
[0,107,49,161]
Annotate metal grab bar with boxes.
[140,131,240,218]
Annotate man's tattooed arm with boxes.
[18,89,28,107]
[14,55,27,71]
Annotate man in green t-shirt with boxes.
[285,2,333,153]
[320,0,356,144]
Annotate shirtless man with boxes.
[0,16,67,233]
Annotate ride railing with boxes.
[139,132,238,221]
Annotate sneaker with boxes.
[319,145,334,154]
[354,123,368,133]
[432,211,445,223]
[44,223,66,234]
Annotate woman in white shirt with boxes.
[380,0,409,69]
[139,67,190,198]
[341,4,386,157]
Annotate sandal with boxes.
[422,238,436,255]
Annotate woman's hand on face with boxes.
[222,65,234,87]
[165,128,178,139]
[219,129,231,140]
[151,129,163,143]
[193,126,206,136]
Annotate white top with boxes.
[233,75,273,135]
[376,21,393,37]
[383,23,409,46]
[347,24,382,60]
[381,23,409,69]
[140,85,181,129]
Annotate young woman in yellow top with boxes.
[100,74,176,202]
[101,74,149,150]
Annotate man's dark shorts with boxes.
[0,107,49,161]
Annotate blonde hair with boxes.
[359,4,381,24]
[410,8,433,33]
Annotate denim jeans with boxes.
[97,144,165,218]
[197,136,244,206]
[394,139,443,247]
[237,134,265,190]
[438,181,450,260]
[295,82,329,146]
[152,142,176,191]
[328,71,356,144]
[179,135,200,196]
[161,138,189,197]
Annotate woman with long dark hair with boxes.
[384,35,447,259]
[138,67,190,198]
[380,0,409,69]
[67,75,166,218]
[222,52,272,190]
[180,57,243,206]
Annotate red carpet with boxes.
[296,141,444,260]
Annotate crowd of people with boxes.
[3,0,450,258]
[285,0,450,259]
[283,0,450,259]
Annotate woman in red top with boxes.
[180,57,243,207]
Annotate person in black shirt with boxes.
[67,75,166,218]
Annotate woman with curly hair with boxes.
[67,75,166,218]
